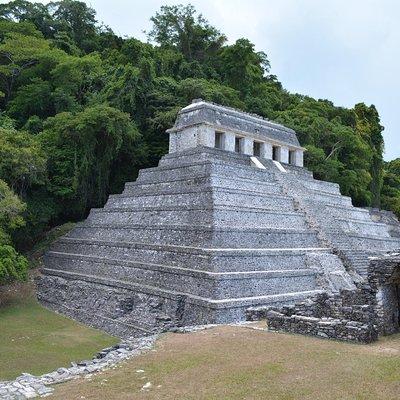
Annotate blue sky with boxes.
[25,0,400,160]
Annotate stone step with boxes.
[323,204,372,222]
[159,146,252,167]
[283,164,314,179]
[345,255,372,261]
[40,267,323,323]
[300,179,341,195]
[344,249,378,256]
[345,234,400,251]
[303,190,353,206]
[86,206,309,230]
[342,250,384,261]
[67,223,320,248]
[53,237,329,272]
[336,218,391,237]
[338,250,373,276]
[124,175,283,196]
[44,252,317,300]
[136,161,275,185]
[107,188,293,212]
[342,254,370,262]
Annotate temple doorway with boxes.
[377,272,400,335]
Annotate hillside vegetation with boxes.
[0,0,399,284]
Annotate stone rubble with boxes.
[0,335,157,399]
[170,321,258,334]
[247,287,378,344]
[170,324,219,333]
[246,251,400,344]
[0,323,249,400]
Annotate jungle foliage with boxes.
[0,1,398,284]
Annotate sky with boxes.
[17,0,400,160]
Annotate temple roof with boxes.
[168,99,301,147]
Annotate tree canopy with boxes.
[0,1,397,285]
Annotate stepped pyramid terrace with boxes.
[38,100,400,341]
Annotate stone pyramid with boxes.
[38,101,400,338]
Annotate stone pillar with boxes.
[280,146,289,164]
[198,126,215,148]
[242,137,253,155]
[224,132,236,152]
[169,132,177,153]
[295,150,304,167]
[260,142,272,159]
[174,127,198,151]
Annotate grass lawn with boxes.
[0,281,118,381]
[52,325,400,400]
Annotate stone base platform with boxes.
[38,146,400,338]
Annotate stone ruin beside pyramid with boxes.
[37,99,400,340]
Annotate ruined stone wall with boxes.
[248,288,378,343]
[368,253,400,335]
[366,209,400,238]
[248,252,400,344]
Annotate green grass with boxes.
[0,282,118,381]
[52,325,400,400]
[0,222,117,381]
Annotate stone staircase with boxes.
[39,147,329,337]
[276,162,400,278]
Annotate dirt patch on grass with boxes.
[0,278,36,308]
[52,325,400,400]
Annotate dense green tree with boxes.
[0,178,28,285]
[47,0,98,52]
[0,0,397,270]
[100,64,140,115]
[22,114,43,134]
[354,103,384,207]
[0,18,42,40]
[51,30,81,55]
[0,0,54,38]
[0,244,28,284]
[39,105,141,218]
[0,179,26,244]
[12,187,61,250]
[0,20,65,105]
[275,97,375,205]
[7,78,53,122]
[148,4,226,62]
[218,38,270,96]
[382,159,400,218]
[0,126,46,197]
[0,0,98,50]
[177,78,242,107]
[51,53,104,109]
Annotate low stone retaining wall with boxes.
[247,252,400,344]
[247,288,378,344]
[0,335,157,399]
[266,310,377,343]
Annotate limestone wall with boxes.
[168,124,304,167]
[248,252,400,343]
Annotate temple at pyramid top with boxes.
[167,99,305,167]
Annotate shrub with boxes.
[0,245,28,285]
